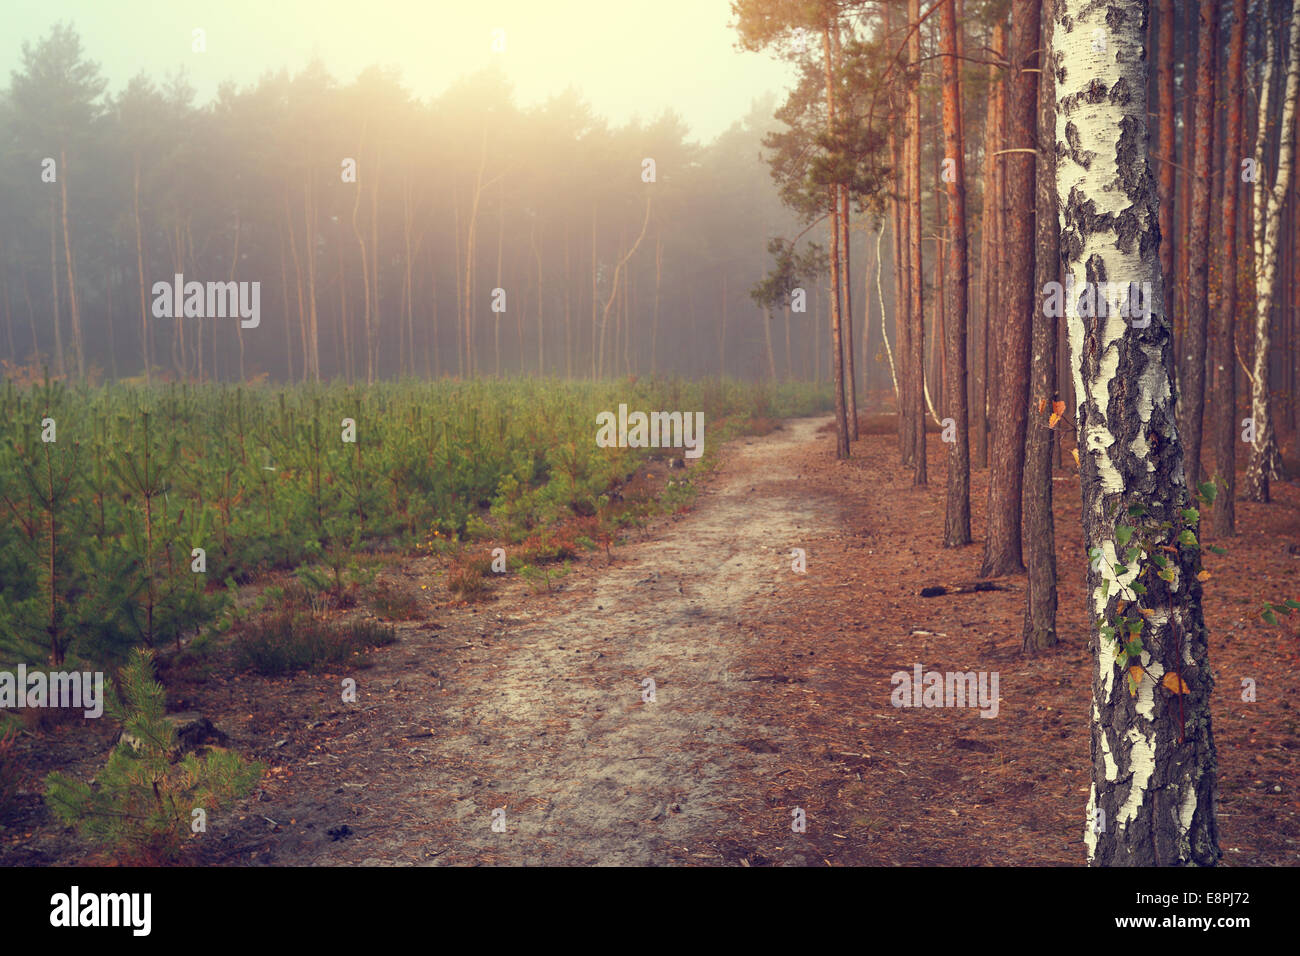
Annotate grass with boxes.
[232,610,397,676]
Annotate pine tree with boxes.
[44,648,262,863]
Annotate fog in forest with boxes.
[0,1,863,384]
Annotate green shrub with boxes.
[43,649,262,863]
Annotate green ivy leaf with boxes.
[1128,504,1148,517]
[1178,529,1198,548]
[1100,624,1116,641]
[1198,480,1218,504]
[1124,546,1141,564]
[1117,525,1135,547]
[1263,608,1279,626]
[1206,544,1228,556]
[1284,599,1300,610]
[1151,554,1169,569]
[1181,507,1200,525]
[1131,581,1148,596]
[1125,638,1143,658]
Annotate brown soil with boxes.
[4,415,1297,866]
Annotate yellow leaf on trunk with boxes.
[1162,672,1189,694]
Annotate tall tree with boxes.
[973,21,1007,471]
[1056,0,1220,866]
[907,0,927,484]
[1177,0,1218,493]
[8,23,106,378]
[1024,2,1058,651]
[823,19,851,458]
[1246,0,1300,501]
[1156,0,1176,317]
[1212,0,1248,538]
[980,0,1038,578]
[939,0,970,546]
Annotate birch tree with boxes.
[1245,0,1300,502]
[1055,0,1220,866]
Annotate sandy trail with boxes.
[341,416,836,865]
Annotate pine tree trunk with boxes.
[351,152,373,386]
[1024,3,1059,652]
[981,1,1037,578]
[841,185,859,438]
[133,160,150,384]
[48,199,63,377]
[1156,0,1176,331]
[304,180,321,383]
[1177,1,1218,494]
[58,149,84,379]
[1174,5,1198,374]
[908,0,927,482]
[892,123,912,461]
[823,23,850,458]
[1056,0,1220,867]
[940,0,971,547]
[974,23,1006,470]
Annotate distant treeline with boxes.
[0,23,885,386]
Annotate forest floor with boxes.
[5,414,1298,866]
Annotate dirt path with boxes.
[302,417,837,865]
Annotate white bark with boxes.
[1247,0,1300,494]
[1056,0,1219,867]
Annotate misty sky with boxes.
[4,0,797,143]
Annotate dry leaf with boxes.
[1048,412,1062,428]
[1162,672,1189,695]
[1053,400,1066,417]
[1197,570,1212,582]
[1071,448,1080,467]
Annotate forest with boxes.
[0,0,1298,889]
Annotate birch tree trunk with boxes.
[1246,0,1300,502]
[1056,0,1219,866]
